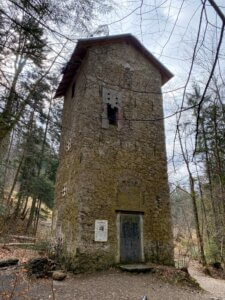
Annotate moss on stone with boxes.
[52,40,174,271]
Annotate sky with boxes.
[90,0,225,187]
[2,0,224,190]
[53,0,224,188]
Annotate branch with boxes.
[207,0,225,23]
[194,22,225,155]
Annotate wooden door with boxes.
[120,213,142,263]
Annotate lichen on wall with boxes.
[52,40,174,272]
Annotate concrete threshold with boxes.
[119,264,154,272]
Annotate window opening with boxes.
[107,104,118,125]
[71,82,75,98]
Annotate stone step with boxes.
[119,264,154,272]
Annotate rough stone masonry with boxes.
[52,34,174,272]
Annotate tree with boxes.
[0,0,113,201]
[182,83,225,262]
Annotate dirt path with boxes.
[0,267,210,300]
[0,246,216,300]
[189,263,225,300]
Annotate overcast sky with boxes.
[57,1,224,187]
[92,0,225,187]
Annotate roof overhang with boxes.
[54,34,174,98]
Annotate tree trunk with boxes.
[201,121,218,228]
[0,56,27,144]
[14,193,23,219]
[6,154,24,209]
[34,199,41,235]
[32,97,53,233]
[21,195,29,219]
[189,176,207,265]
[25,198,37,233]
[177,124,207,265]
[0,129,15,201]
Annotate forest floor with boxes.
[189,261,225,300]
[0,265,209,300]
[0,247,224,299]
[0,247,209,300]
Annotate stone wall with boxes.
[52,41,174,271]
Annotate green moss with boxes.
[59,250,115,273]
[53,41,174,269]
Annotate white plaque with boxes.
[95,220,108,242]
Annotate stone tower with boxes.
[53,34,174,271]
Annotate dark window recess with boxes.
[107,104,118,125]
[71,83,75,98]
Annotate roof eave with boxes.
[54,34,174,98]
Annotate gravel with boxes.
[0,267,211,300]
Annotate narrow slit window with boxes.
[107,104,118,125]
[71,82,75,98]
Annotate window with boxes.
[107,104,118,125]
[71,82,75,98]
[102,87,122,129]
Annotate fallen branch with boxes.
[0,243,35,247]
[9,235,36,242]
